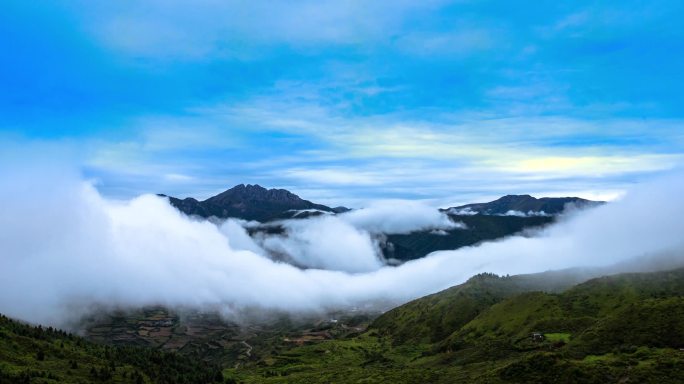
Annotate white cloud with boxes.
[499,210,550,217]
[164,173,194,182]
[395,29,495,56]
[252,200,459,272]
[69,0,450,59]
[79,88,684,206]
[281,168,382,186]
[551,11,591,33]
[338,200,462,234]
[447,207,478,215]
[493,154,684,178]
[218,219,265,255]
[2,158,684,328]
[258,216,382,273]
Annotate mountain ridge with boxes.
[447,194,603,216]
[163,185,602,222]
[161,184,344,222]
[161,186,602,262]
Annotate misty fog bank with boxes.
[1,162,683,327]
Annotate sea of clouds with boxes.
[1,157,683,326]
[252,200,463,272]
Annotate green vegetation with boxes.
[544,333,571,343]
[371,269,585,345]
[226,268,684,383]
[0,314,224,383]
[4,268,684,383]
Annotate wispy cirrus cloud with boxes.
[71,91,684,206]
[66,0,452,60]
[4,0,684,206]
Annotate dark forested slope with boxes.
[0,314,224,384]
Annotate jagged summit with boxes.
[163,184,340,222]
[207,184,306,206]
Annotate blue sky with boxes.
[2,0,683,207]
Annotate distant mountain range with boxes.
[385,195,603,261]
[163,185,601,222]
[446,194,603,216]
[161,185,604,262]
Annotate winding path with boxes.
[240,340,253,357]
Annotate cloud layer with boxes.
[1,161,683,327]
[257,216,383,273]
[252,201,461,272]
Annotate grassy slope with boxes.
[228,268,684,383]
[370,269,586,345]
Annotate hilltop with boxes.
[161,184,346,222]
[448,194,603,216]
[224,267,684,383]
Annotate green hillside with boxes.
[4,268,684,383]
[370,269,585,344]
[225,268,684,383]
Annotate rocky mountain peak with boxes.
[163,184,343,222]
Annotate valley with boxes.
[2,187,679,383]
[4,3,681,382]
[4,267,684,383]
